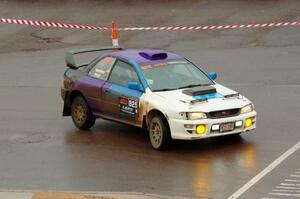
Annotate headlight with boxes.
[180,112,207,120]
[240,104,254,114]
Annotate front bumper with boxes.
[168,111,256,140]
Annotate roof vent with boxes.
[139,50,168,60]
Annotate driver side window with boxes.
[108,60,141,88]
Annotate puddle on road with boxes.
[10,132,51,144]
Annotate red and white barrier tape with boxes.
[0,18,109,30]
[1,18,300,31]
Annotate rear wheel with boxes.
[149,115,171,150]
[71,96,95,130]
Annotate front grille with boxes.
[208,108,240,119]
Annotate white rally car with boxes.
[62,47,256,150]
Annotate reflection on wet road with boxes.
[193,141,256,198]
[62,119,258,198]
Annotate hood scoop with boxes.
[182,85,216,96]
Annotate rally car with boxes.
[61,47,256,150]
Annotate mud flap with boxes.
[62,102,71,116]
[62,91,71,116]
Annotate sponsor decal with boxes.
[153,62,167,67]
[119,96,138,116]
[102,57,115,65]
[95,68,105,74]
[146,79,154,86]
[141,62,167,70]
[141,65,152,70]
[141,61,188,70]
[193,93,223,100]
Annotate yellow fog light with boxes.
[196,124,206,134]
[245,118,253,128]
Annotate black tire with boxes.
[149,115,172,150]
[71,96,95,130]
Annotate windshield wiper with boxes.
[177,83,211,89]
[153,84,212,92]
[152,88,176,92]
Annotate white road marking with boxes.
[280,183,300,186]
[269,192,300,197]
[295,172,300,174]
[272,189,300,193]
[227,142,300,199]
[285,179,300,183]
[272,189,294,192]
[261,197,280,199]
[291,175,300,178]
[269,192,292,196]
[276,186,300,190]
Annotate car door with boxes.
[79,56,116,115]
[101,59,144,125]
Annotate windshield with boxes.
[140,60,214,91]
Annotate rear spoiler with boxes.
[65,46,122,69]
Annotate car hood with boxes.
[153,84,251,112]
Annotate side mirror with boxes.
[128,82,144,92]
[208,72,217,80]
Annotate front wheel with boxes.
[149,115,172,150]
[71,96,95,130]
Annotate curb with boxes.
[0,190,193,199]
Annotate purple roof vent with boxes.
[139,50,168,60]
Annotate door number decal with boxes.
[119,96,138,116]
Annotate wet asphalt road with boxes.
[0,1,300,198]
